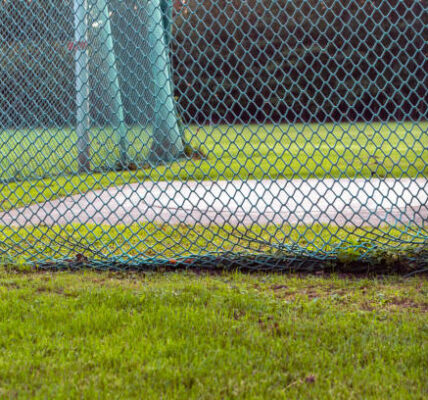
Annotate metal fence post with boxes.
[74,0,90,173]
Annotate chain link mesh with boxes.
[0,0,427,270]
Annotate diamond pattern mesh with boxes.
[0,0,426,269]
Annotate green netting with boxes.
[0,0,183,175]
[0,0,427,270]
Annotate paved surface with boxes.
[1,177,427,228]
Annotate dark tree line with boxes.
[173,0,427,124]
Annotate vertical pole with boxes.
[96,0,128,167]
[74,0,90,173]
[148,0,183,164]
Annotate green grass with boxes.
[1,120,427,210]
[1,222,426,266]
[0,125,152,180]
[0,271,426,399]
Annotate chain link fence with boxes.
[0,0,427,270]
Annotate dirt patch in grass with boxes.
[266,279,428,312]
[388,296,428,312]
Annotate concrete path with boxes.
[1,177,427,228]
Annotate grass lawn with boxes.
[0,270,426,399]
[1,120,427,210]
[1,222,426,266]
